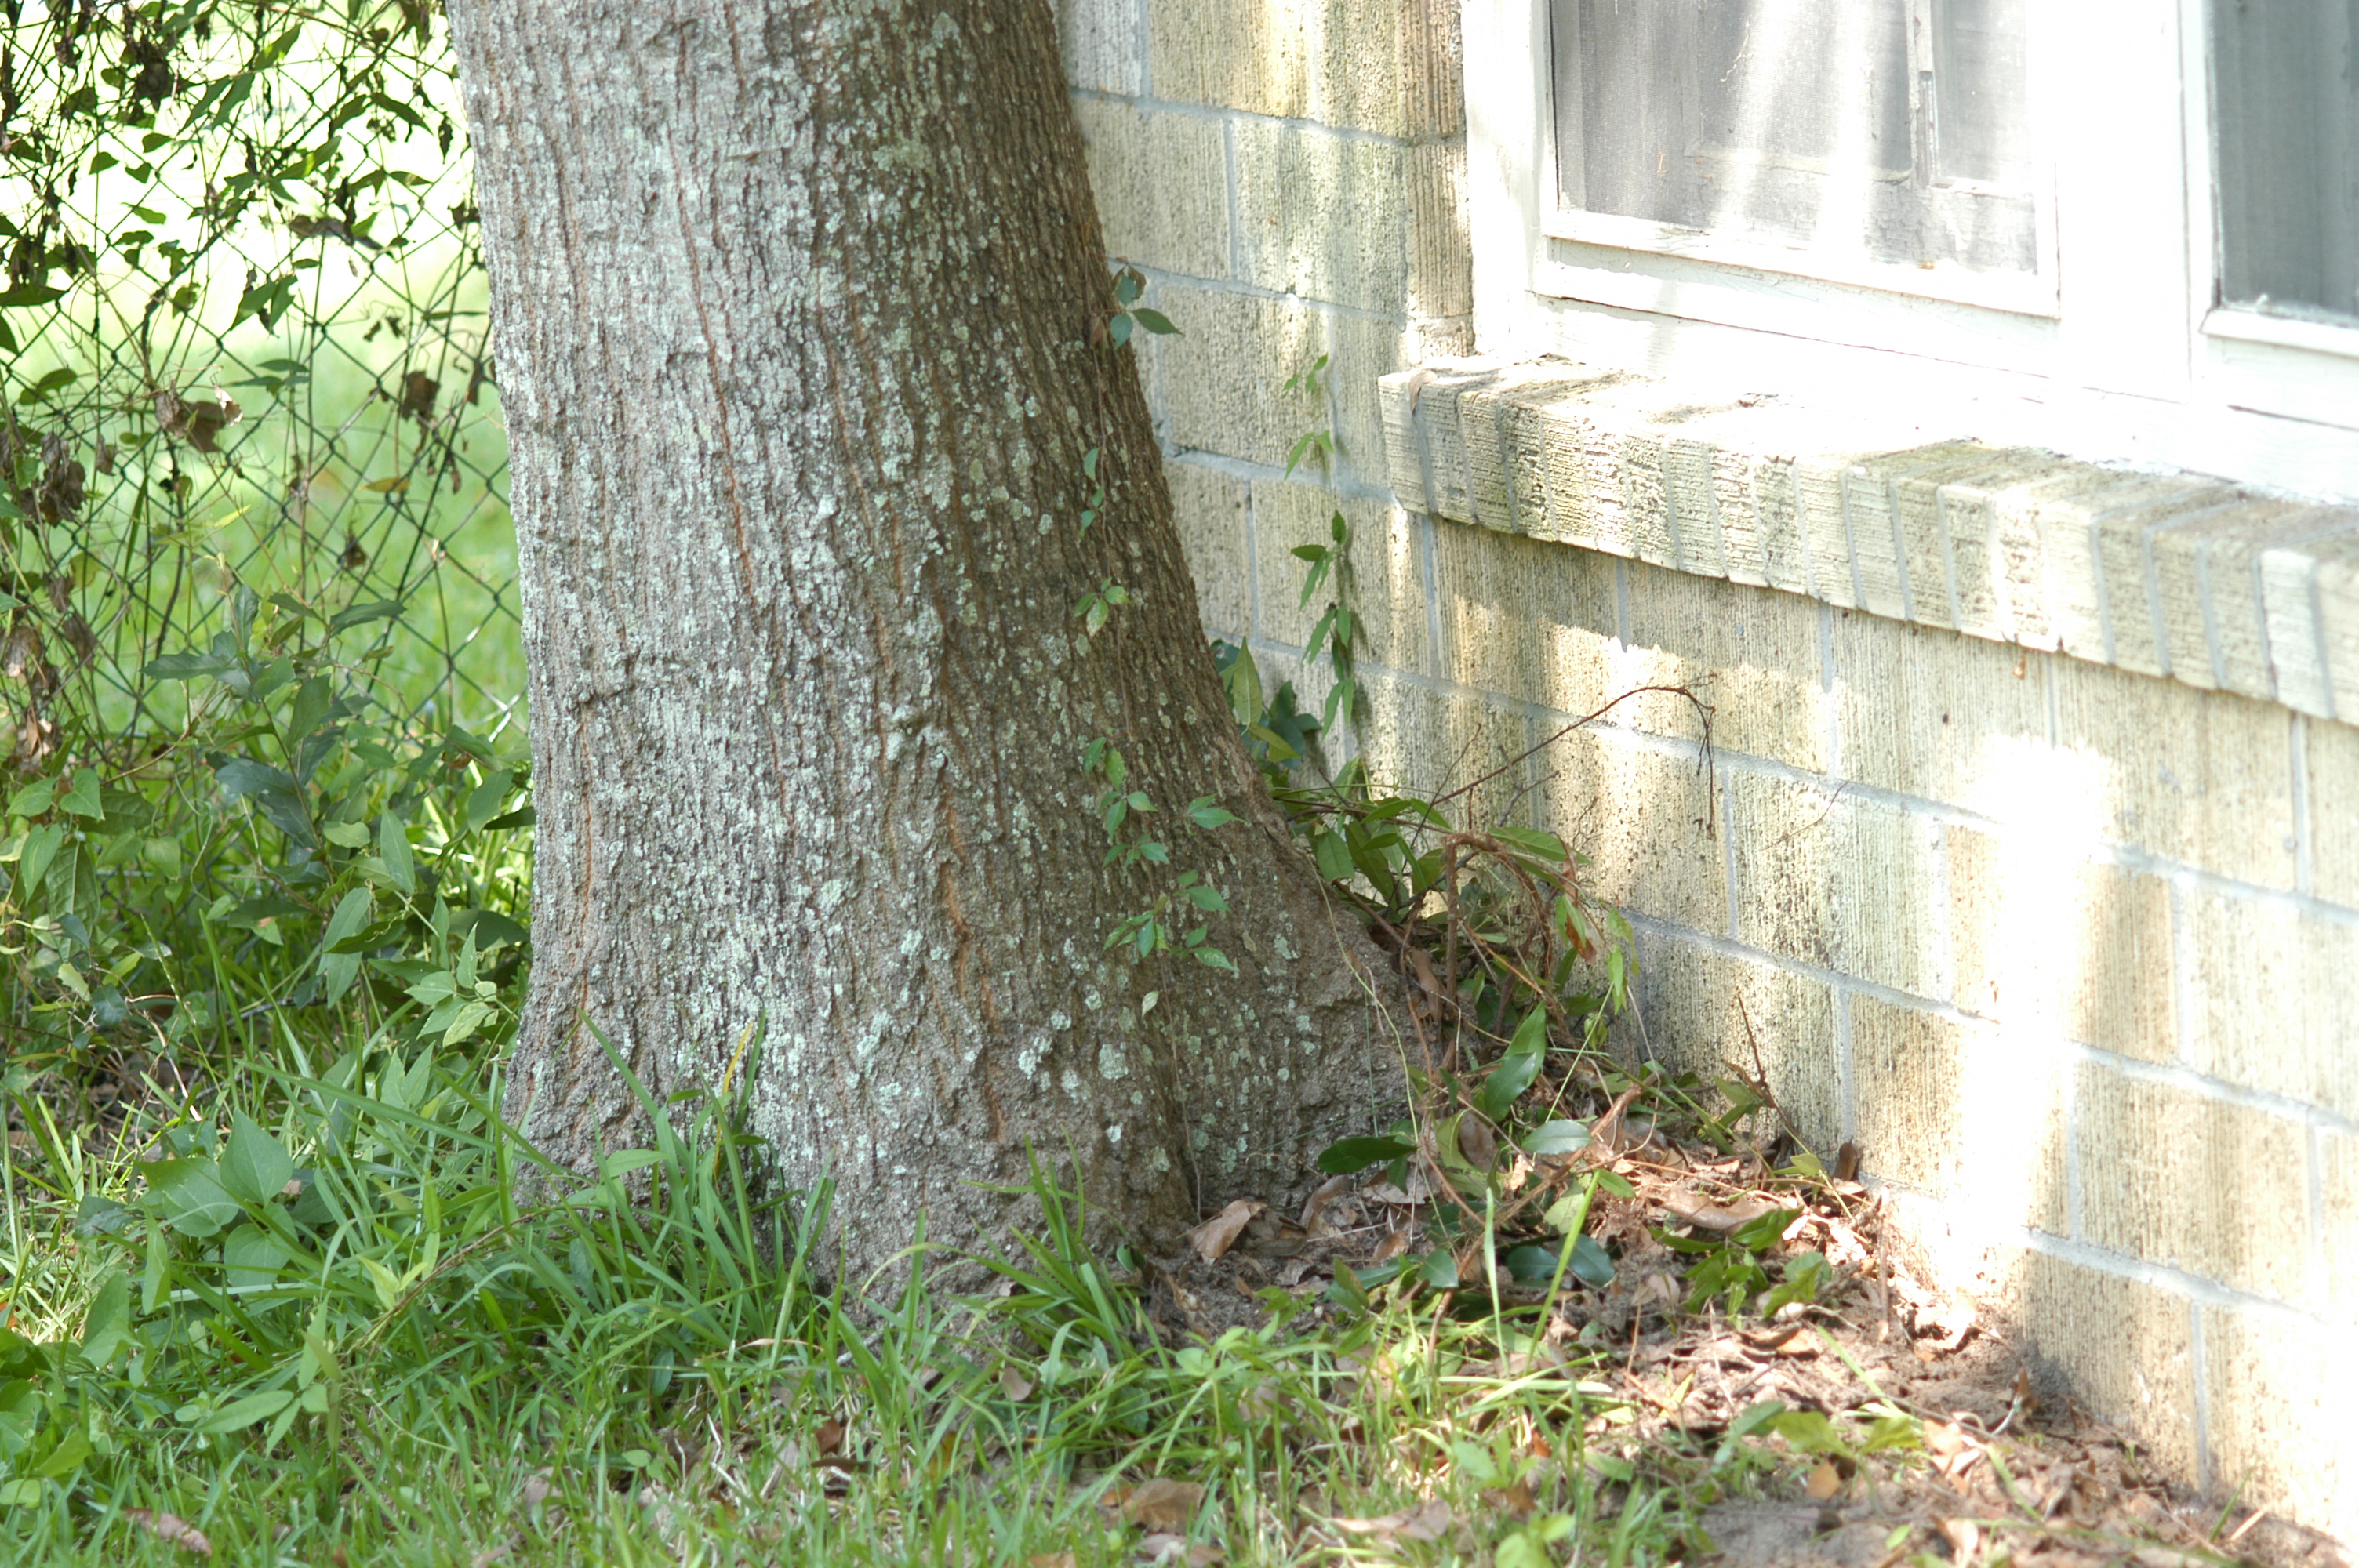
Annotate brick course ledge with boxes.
[1381,359,2359,721]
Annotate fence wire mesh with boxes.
[1,1,519,1061]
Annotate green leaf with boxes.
[464,769,515,833]
[218,1111,295,1206]
[1492,826,1569,864]
[1566,1234,1615,1287]
[1519,1119,1591,1156]
[1130,308,1177,335]
[1769,1410,1848,1456]
[223,1222,293,1290]
[142,650,238,681]
[322,819,372,848]
[1183,797,1238,830]
[1311,831,1354,883]
[1730,1207,1801,1253]
[378,811,416,895]
[1478,1047,1541,1121]
[1542,1185,1590,1237]
[318,887,373,1002]
[1762,1250,1828,1316]
[77,1272,129,1371]
[329,599,400,633]
[32,1428,89,1480]
[1315,1134,1416,1175]
[0,1480,42,1508]
[194,1390,295,1434]
[7,777,54,817]
[1507,1004,1549,1058]
[1500,1244,1560,1285]
[442,999,495,1047]
[59,770,103,818]
[144,1158,238,1238]
[1499,1236,1600,1290]
[16,823,62,894]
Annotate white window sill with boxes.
[1539,212,2062,320]
[2204,307,2359,363]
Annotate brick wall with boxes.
[1059,2,2356,1539]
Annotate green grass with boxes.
[0,1030,1761,1568]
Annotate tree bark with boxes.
[445,0,1383,1276]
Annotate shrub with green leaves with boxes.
[0,0,518,1073]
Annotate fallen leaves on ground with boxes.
[1186,1200,1263,1264]
[124,1509,212,1555]
[1320,1498,1454,1545]
[1107,1478,1205,1534]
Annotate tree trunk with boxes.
[445,0,1383,1276]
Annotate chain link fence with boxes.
[1,1,519,1063]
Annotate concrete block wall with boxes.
[1057,5,2356,1541]
[1056,0,1471,599]
[1369,362,2359,1535]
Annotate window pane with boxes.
[2215,0,2359,325]
[1934,0,2031,186]
[1554,0,2038,276]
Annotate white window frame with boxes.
[1459,0,2359,502]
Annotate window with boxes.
[1463,0,2359,497]
[1548,0,2045,310]
[2212,0,2357,327]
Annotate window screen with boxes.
[1551,0,2037,277]
[2214,0,2359,326]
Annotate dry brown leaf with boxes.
[1939,1518,1979,1562]
[125,1510,213,1556]
[1917,1294,1979,1352]
[1482,1478,1536,1518]
[1135,1534,1223,1565]
[1116,1479,1205,1533]
[813,1417,846,1456]
[1186,1200,1263,1264]
[1371,1225,1412,1263]
[402,371,441,424]
[1805,1461,1841,1501]
[1027,1555,1078,1568]
[1299,1174,1351,1232]
[1000,1366,1036,1401]
[1328,1498,1452,1544]
[1924,1419,1968,1459]
[1457,1116,1497,1172]
[1658,1189,1779,1236]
